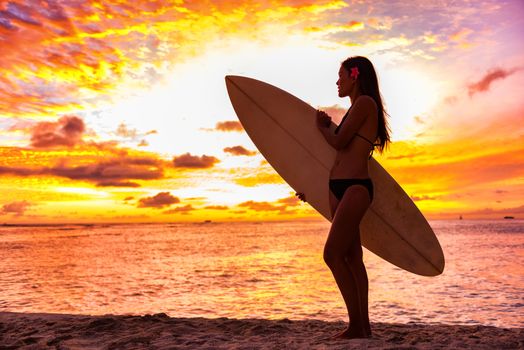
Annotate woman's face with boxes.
[336,65,354,98]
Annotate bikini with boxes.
[329,108,378,202]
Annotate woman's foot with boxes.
[365,325,372,338]
[330,326,371,339]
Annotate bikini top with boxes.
[335,108,380,159]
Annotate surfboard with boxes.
[225,75,445,276]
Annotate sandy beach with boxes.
[1,312,521,349]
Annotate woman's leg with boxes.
[324,185,371,338]
[345,226,371,336]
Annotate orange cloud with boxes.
[468,67,522,97]
[306,20,364,34]
[138,192,180,208]
[97,181,140,188]
[277,195,301,206]
[163,204,195,214]
[1,0,346,118]
[386,151,425,160]
[0,165,41,177]
[115,123,138,139]
[223,146,257,156]
[377,113,524,219]
[8,119,37,133]
[238,195,302,214]
[461,205,524,219]
[0,149,165,187]
[204,205,229,210]
[173,153,219,168]
[238,200,283,212]
[367,17,392,31]
[384,144,524,192]
[215,121,243,132]
[115,122,157,143]
[1,200,33,216]
[53,157,163,183]
[449,28,473,43]
[30,116,85,148]
[411,195,439,202]
[233,170,284,187]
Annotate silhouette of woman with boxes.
[297,56,390,339]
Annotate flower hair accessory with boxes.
[350,67,359,80]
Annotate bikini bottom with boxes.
[329,178,374,202]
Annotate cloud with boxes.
[461,205,524,218]
[230,163,286,187]
[138,192,180,208]
[449,28,473,43]
[7,119,35,132]
[238,196,301,213]
[443,96,459,105]
[116,122,138,139]
[239,200,284,212]
[30,115,85,148]
[377,128,524,218]
[234,170,284,187]
[1,200,33,216]
[0,155,164,187]
[0,166,41,176]
[115,122,157,143]
[51,157,163,183]
[305,20,364,34]
[392,151,524,192]
[163,204,195,214]
[173,153,219,168]
[2,2,43,27]
[387,151,425,160]
[215,121,243,132]
[204,205,229,210]
[96,181,140,188]
[277,196,301,206]
[223,146,257,156]
[411,194,439,201]
[468,67,521,97]
[1,0,346,117]
[413,116,425,125]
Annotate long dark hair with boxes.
[341,56,391,153]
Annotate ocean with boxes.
[1,220,522,329]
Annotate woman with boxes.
[297,56,390,339]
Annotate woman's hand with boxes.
[295,192,306,202]
[316,110,331,129]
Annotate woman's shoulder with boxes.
[352,95,377,117]
[354,95,377,109]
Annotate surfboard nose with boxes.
[225,75,242,85]
[225,75,243,96]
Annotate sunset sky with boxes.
[1,0,523,223]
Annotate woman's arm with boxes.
[317,96,374,150]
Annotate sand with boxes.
[0,312,522,349]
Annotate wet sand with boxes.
[1,312,522,349]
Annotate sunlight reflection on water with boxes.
[1,220,523,328]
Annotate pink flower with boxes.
[350,67,359,80]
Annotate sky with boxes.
[1,0,523,223]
